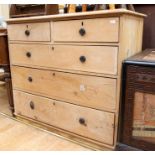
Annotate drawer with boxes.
[11,66,117,111]
[14,90,115,145]
[8,22,51,42]
[53,18,119,42]
[9,44,118,75]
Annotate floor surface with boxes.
[0,114,91,151]
[0,86,12,116]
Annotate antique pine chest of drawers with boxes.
[7,9,145,150]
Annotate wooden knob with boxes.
[28,76,33,82]
[26,52,31,58]
[79,118,86,126]
[25,30,30,36]
[79,28,86,36]
[79,56,86,63]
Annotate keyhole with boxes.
[52,46,54,50]
[81,21,84,26]
[26,25,29,28]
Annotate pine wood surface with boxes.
[9,44,118,75]
[13,90,115,145]
[53,18,119,42]
[11,66,117,112]
[8,22,51,42]
[0,114,91,151]
[6,9,146,24]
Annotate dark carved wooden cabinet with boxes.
[0,28,14,116]
[118,49,155,150]
[0,29,9,65]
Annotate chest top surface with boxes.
[6,9,146,24]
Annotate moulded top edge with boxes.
[6,9,146,24]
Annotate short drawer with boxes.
[9,44,118,75]
[53,18,119,42]
[8,22,51,42]
[11,66,117,111]
[14,90,115,145]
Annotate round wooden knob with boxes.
[79,118,86,126]
[26,52,31,58]
[79,28,86,36]
[30,101,35,110]
[79,56,86,63]
[25,30,30,36]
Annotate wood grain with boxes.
[114,14,144,145]
[9,44,118,75]
[11,66,117,112]
[13,90,115,145]
[6,9,146,24]
[53,18,119,43]
[7,22,51,42]
[0,114,90,150]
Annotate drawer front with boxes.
[8,22,51,42]
[11,66,117,111]
[53,18,119,42]
[9,44,118,75]
[14,90,115,145]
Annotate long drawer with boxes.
[14,90,115,145]
[8,22,51,42]
[11,66,117,111]
[53,18,119,42]
[9,44,118,75]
